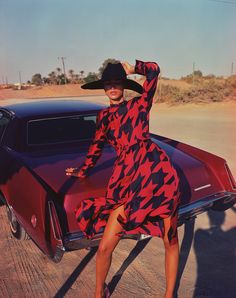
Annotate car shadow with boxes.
[53,247,98,298]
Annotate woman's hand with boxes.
[122,61,135,75]
[65,167,86,178]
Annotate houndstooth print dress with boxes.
[75,60,180,245]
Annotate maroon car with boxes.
[0,99,235,262]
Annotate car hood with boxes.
[15,138,221,206]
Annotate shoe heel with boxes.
[103,283,110,298]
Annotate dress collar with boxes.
[109,100,126,107]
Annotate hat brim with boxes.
[81,79,143,94]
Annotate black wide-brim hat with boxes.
[81,62,143,94]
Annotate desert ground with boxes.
[0,87,235,298]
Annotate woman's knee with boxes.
[97,241,114,257]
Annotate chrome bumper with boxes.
[178,191,236,225]
[63,231,144,251]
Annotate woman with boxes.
[66,60,180,298]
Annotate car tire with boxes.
[6,205,30,240]
[0,193,6,206]
[50,246,65,263]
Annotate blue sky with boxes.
[0,0,236,83]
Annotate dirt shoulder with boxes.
[0,84,104,100]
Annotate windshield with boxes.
[27,114,97,145]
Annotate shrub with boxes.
[157,78,235,104]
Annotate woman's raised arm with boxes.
[123,60,160,111]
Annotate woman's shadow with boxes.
[54,238,151,297]
[108,237,151,294]
[175,206,236,298]
[193,207,236,298]
[174,216,196,297]
[54,207,236,297]
[54,247,98,298]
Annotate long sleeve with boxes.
[78,110,107,177]
[135,60,160,111]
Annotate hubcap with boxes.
[6,205,18,233]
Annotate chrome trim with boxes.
[178,192,233,215]
[225,163,236,189]
[48,201,62,243]
[27,113,96,123]
[139,234,152,240]
[178,191,236,225]
[0,111,11,145]
[63,231,141,251]
[194,184,211,191]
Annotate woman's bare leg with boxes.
[163,216,179,298]
[94,204,126,298]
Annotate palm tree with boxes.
[56,67,62,84]
[56,67,62,75]
[48,71,57,85]
[68,69,75,83]
[80,70,84,79]
[74,74,80,83]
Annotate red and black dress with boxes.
[75,60,180,245]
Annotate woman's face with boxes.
[104,80,124,101]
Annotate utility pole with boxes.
[19,71,22,89]
[58,56,67,84]
[2,76,4,84]
[5,76,8,85]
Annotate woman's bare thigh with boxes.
[98,204,126,252]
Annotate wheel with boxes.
[49,246,65,263]
[0,193,6,206]
[6,205,30,240]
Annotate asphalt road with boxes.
[0,100,235,298]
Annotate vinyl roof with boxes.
[1,98,108,118]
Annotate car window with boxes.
[0,111,10,142]
[27,114,97,145]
